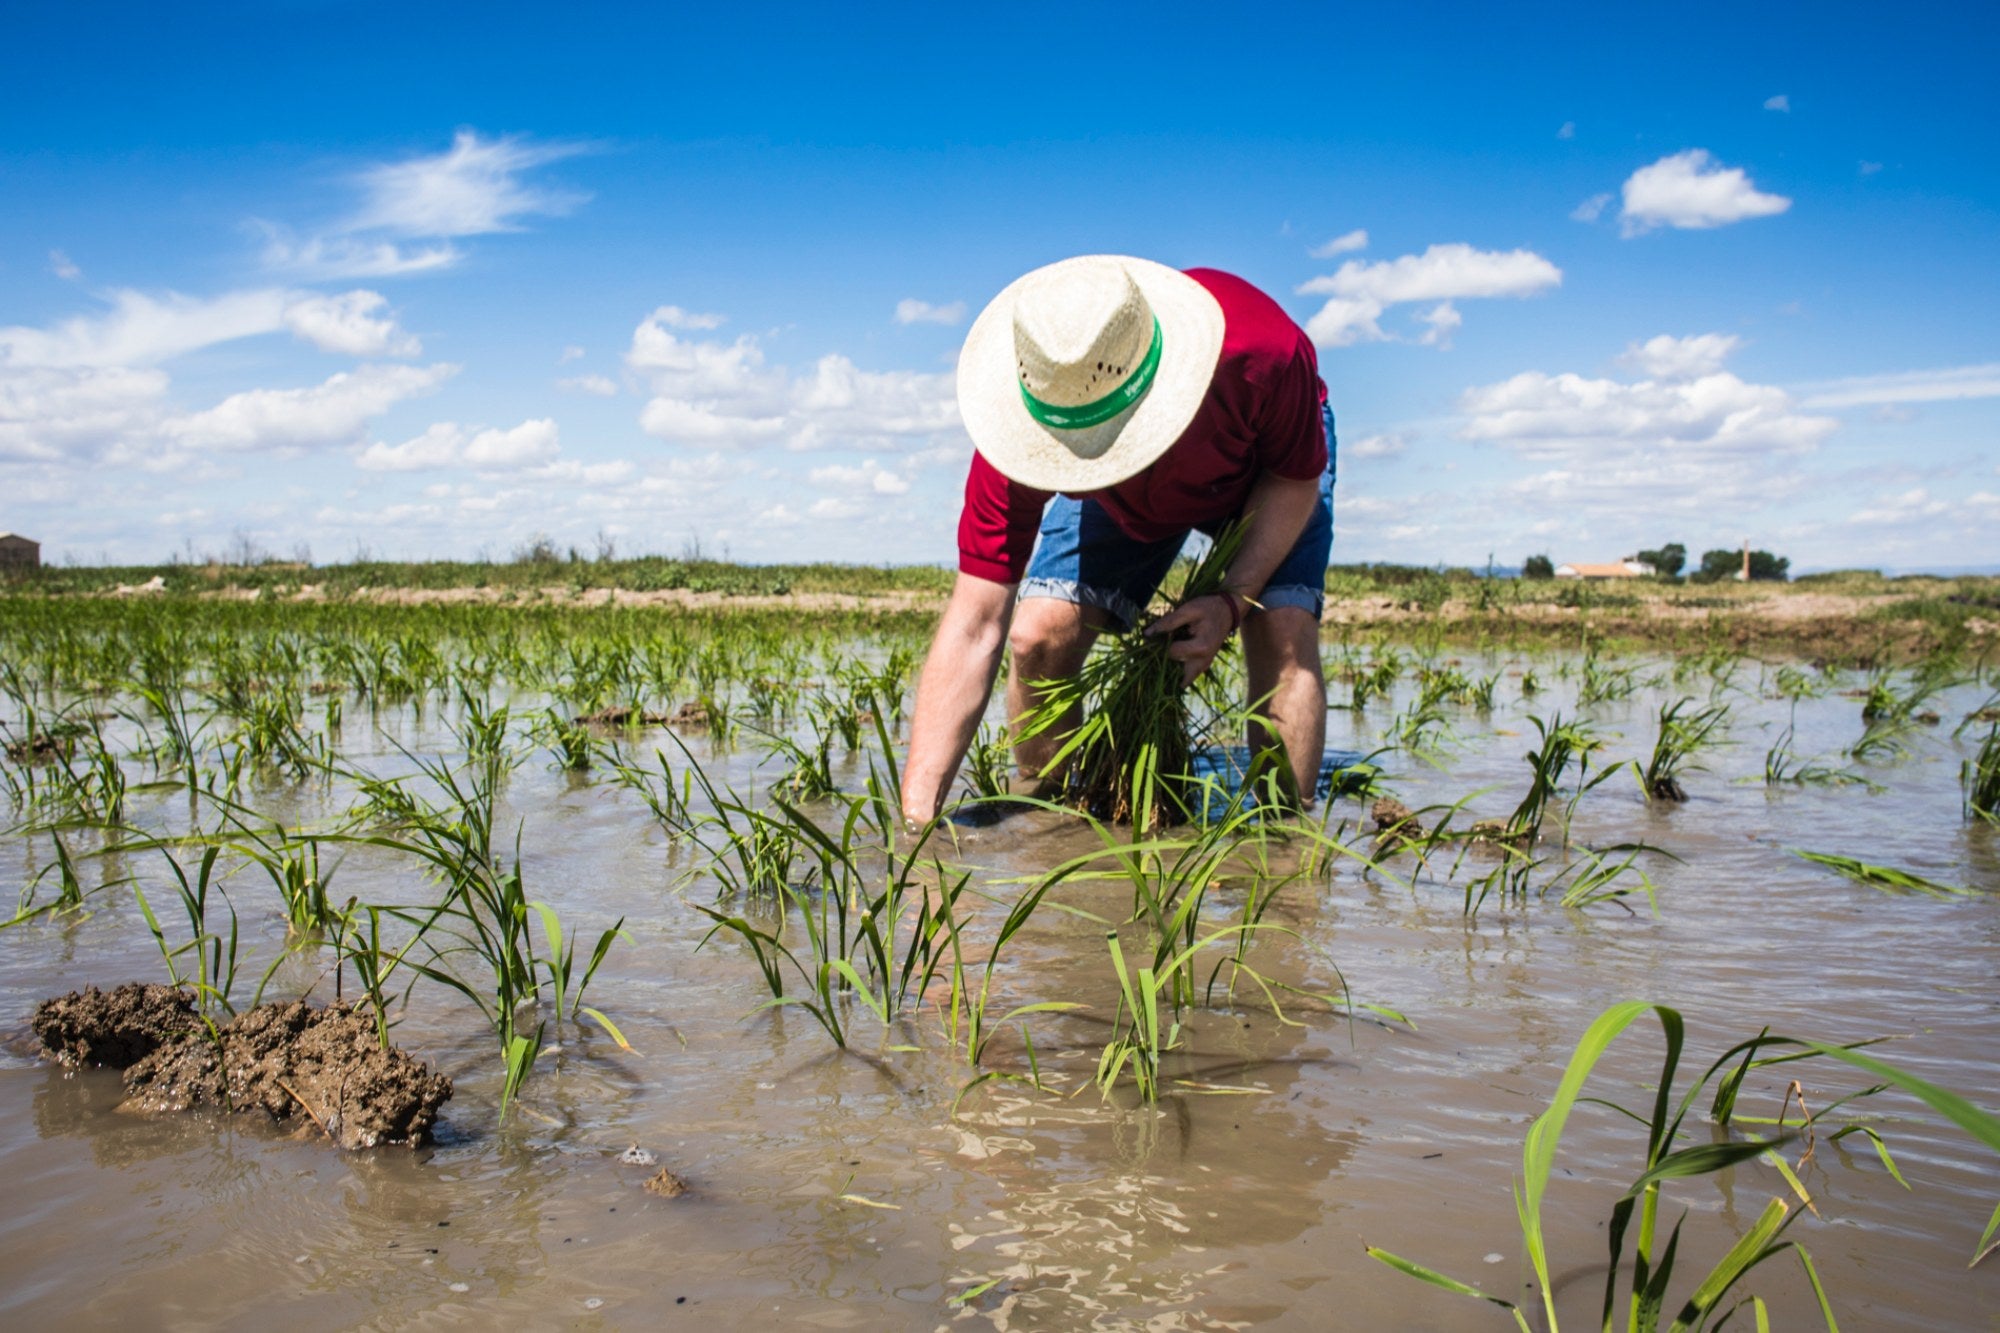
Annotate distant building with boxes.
[1554,559,1653,580]
[0,533,39,570]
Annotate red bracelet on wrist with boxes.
[1216,590,1245,634]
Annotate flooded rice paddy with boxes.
[1,613,1997,1330]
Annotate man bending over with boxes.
[900,254,1337,825]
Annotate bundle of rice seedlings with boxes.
[1966,724,2000,822]
[1015,524,1251,830]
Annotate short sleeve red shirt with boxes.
[956,268,1328,585]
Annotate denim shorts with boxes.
[1019,402,1337,631]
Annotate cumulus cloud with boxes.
[810,458,910,495]
[1346,433,1407,460]
[49,250,81,281]
[894,298,967,326]
[1795,363,2000,409]
[1764,94,1790,113]
[1297,243,1561,347]
[281,291,420,357]
[1308,229,1368,259]
[645,306,725,331]
[625,307,961,452]
[1557,121,1576,140]
[357,416,560,472]
[1,287,417,368]
[556,374,617,396]
[1619,333,1743,381]
[0,288,427,469]
[163,362,457,453]
[1618,150,1791,235]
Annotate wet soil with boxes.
[35,991,451,1150]
[120,1001,452,1149]
[32,983,198,1068]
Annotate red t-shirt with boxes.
[957,267,1328,584]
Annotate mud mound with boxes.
[32,983,199,1067]
[574,705,673,727]
[118,1001,452,1150]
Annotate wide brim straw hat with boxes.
[957,255,1225,493]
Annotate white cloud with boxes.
[1571,193,1612,223]
[49,250,81,281]
[1308,229,1368,259]
[558,345,585,363]
[894,298,967,326]
[1618,150,1791,235]
[556,373,618,396]
[1346,433,1406,460]
[165,362,457,453]
[1557,122,1576,140]
[810,458,910,495]
[0,364,169,461]
[1,286,417,367]
[1461,368,1834,459]
[1796,363,2000,409]
[281,290,420,357]
[625,309,961,452]
[357,417,561,472]
[1298,243,1561,347]
[349,130,590,237]
[1619,333,1743,381]
[1764,94,1790,113]
[1416,302,1463,348]
[256,131,588,279]
[1859,161,1884,177]
[1850,487,1950,525]
[256,228,460,280]
[645,306,726,331]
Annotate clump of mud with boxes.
[643,1166,691,1197]
[574,705,673,727]
[34,990,451,1150]
[33,983,199,1067]
[1369,798,1426,855]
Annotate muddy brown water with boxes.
[2,654,1997,1329]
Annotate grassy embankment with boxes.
[4,558,1995,660]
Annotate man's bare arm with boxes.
[1148,470,1320,682]
[901,572,1016,823]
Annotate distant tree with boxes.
[1748,550,1790,581]
[1636,542,1686,578]
[1522,554,1555,580]
[1693,548,1790,582]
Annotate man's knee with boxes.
[1243,605,1323,682]
[1008,597,1096,678]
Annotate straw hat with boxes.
[957,255,1225,492]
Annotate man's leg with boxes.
[1237,397,1337,805]
[1242,606,1326,805]
[1005,596,1102,782]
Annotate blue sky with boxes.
[3,1,1996,571]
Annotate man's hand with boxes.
[1145,593,1236,686]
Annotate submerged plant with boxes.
[1791,849,1975,898]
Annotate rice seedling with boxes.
[1368,1001,2000,1330]
[336,749,629,1113]
[1505,714,1619,843]
[958,721,1012,802]
[1791,849,1975,898]
[1012,524,1249,830]
[1640,698,1730,801]
[608,746,697,834]
[1965,724,2000,821]
[533,706,596,771]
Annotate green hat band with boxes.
[1019,318,1163,430]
